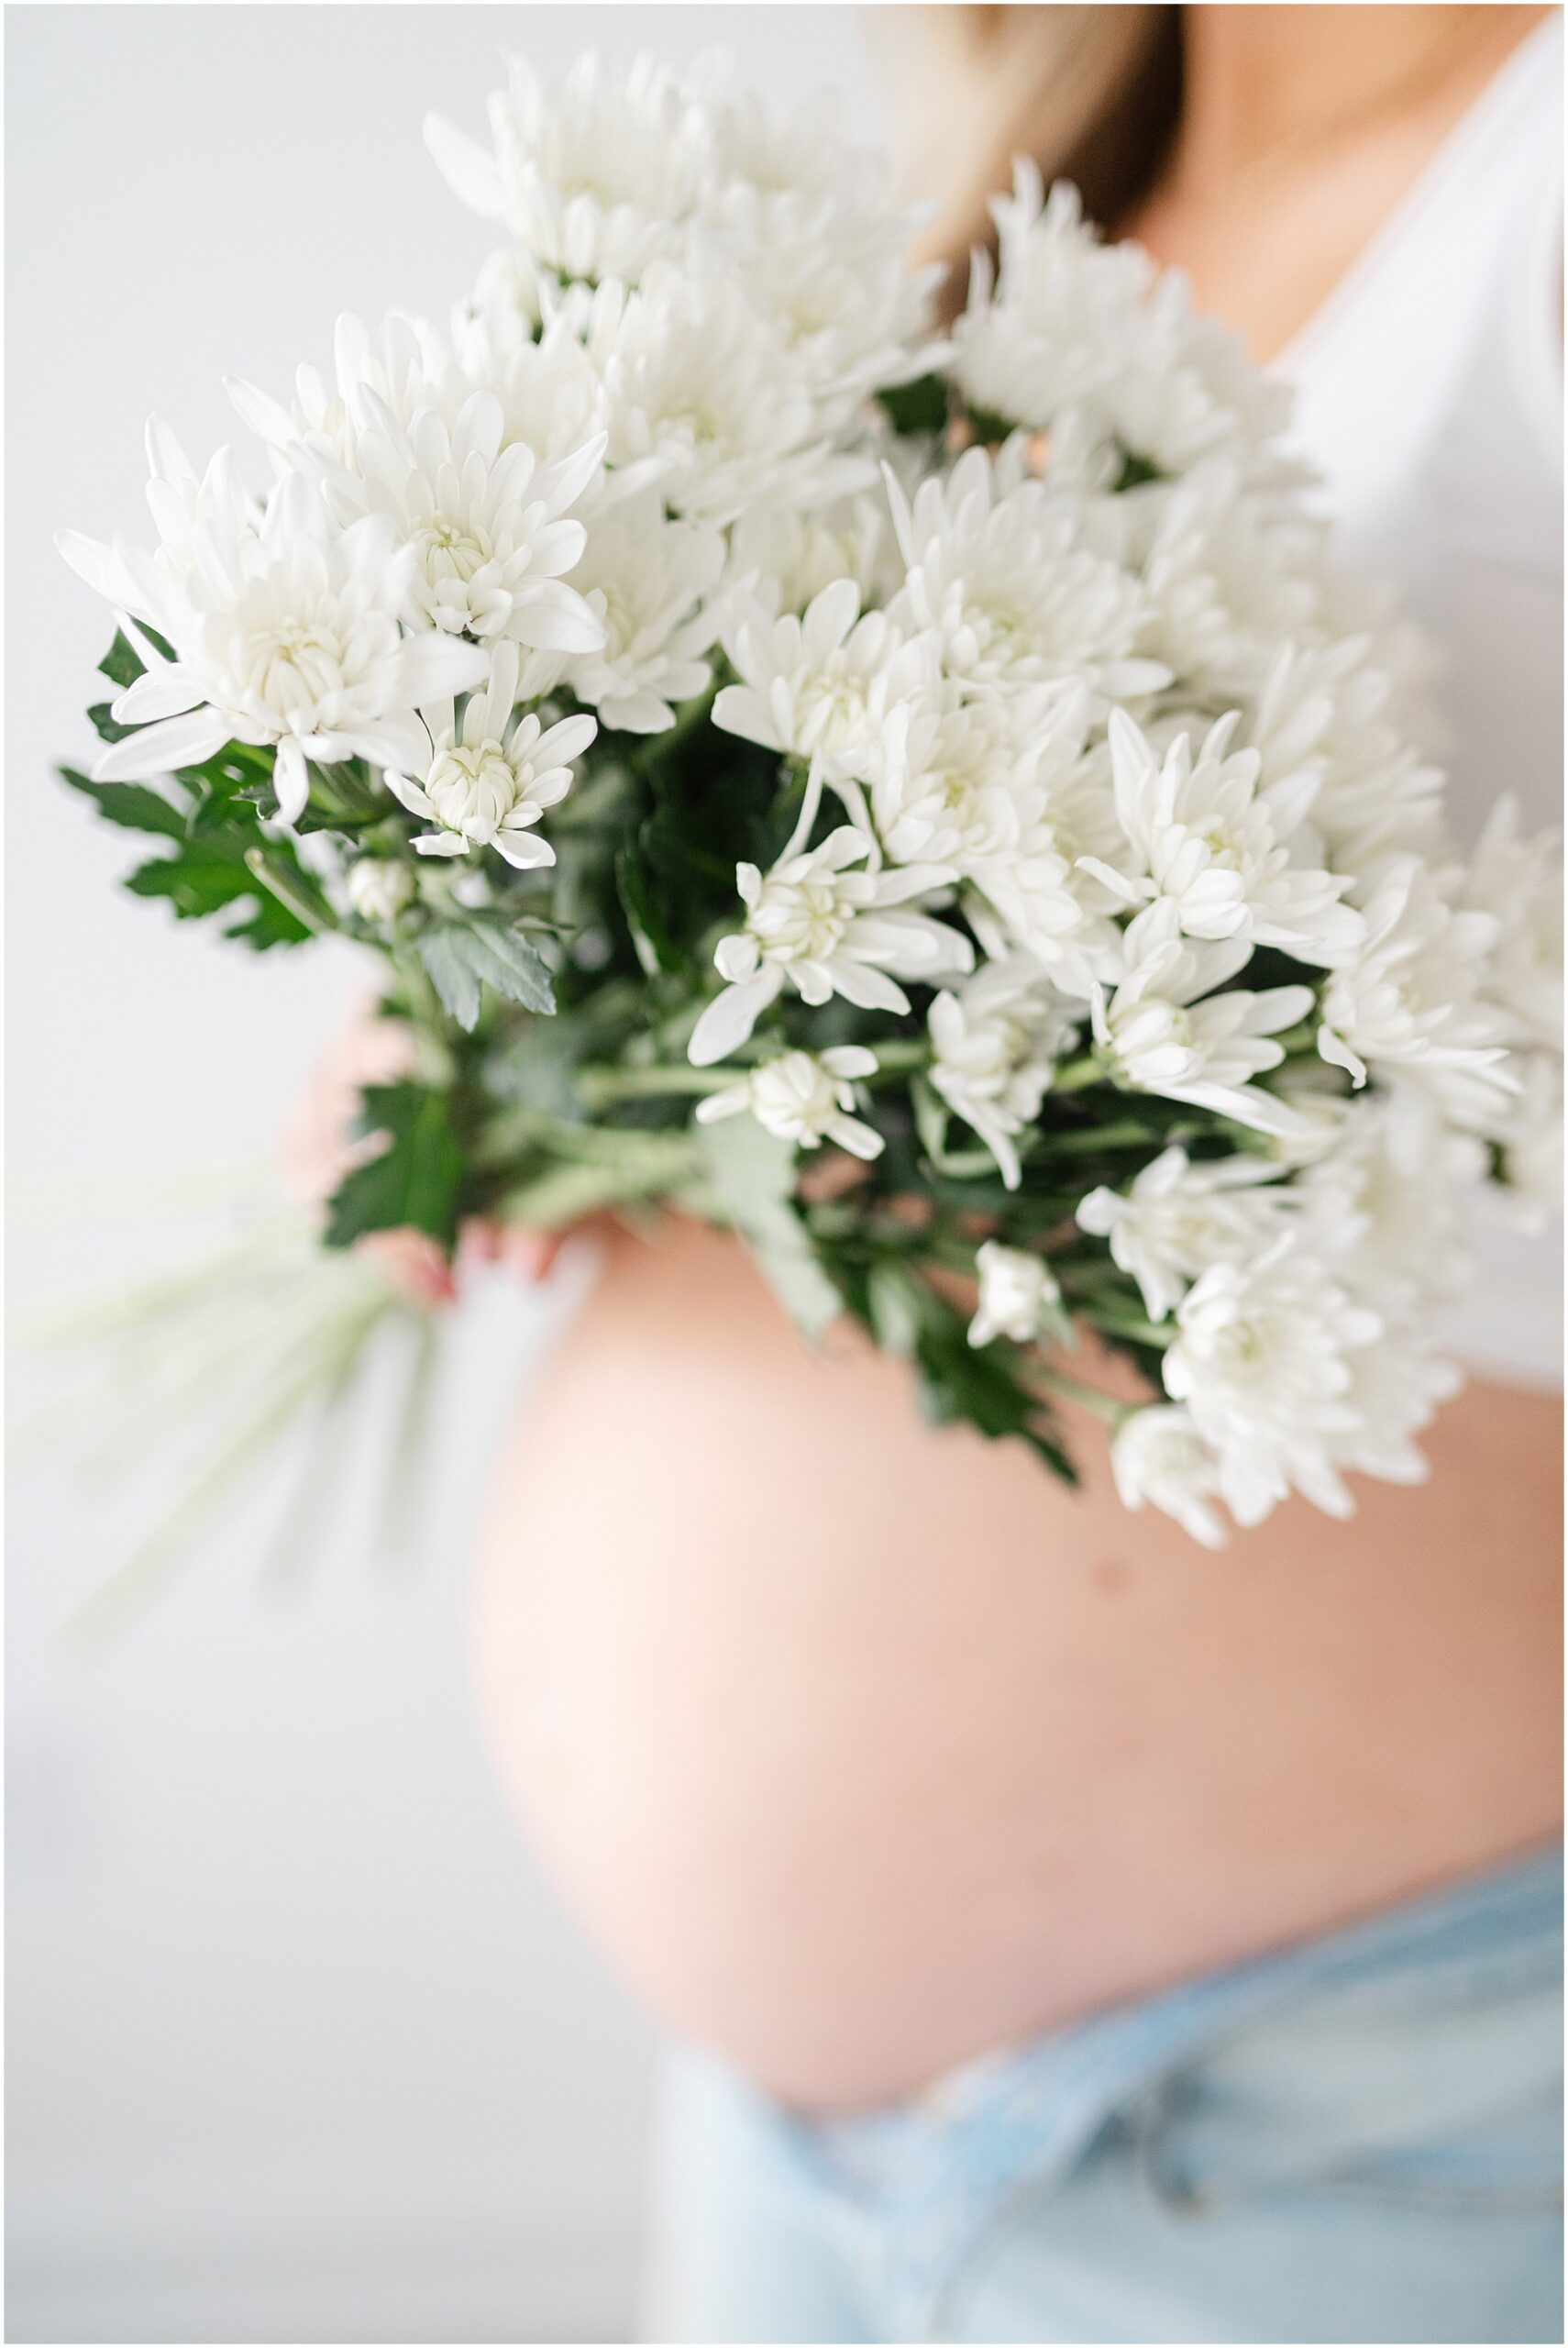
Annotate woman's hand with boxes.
[280,1002,576,1308]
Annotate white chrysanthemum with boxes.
[928,955,1082,1188]
[1246,637,1448,873]
[1322,1327,1462,1490]
[308,385,606,653]
[589,264,852,526]
[871,685,1063,867]
[714,580,937,781]
[1110,1405,1229,1549]
[1318,858,1515,1109]
[1485,1052,1564,1215]
[1116,262,1296,482]
[425,50,713,286]
[869,686,1103,980]
[1162,1234,1385,1523]
[1297,1089,1488,1312]
[1082,708,1363,966]
[1134,461,1325,701]
[724,489,897,621]
[695,69,888,213]
[453,297,614,471]
[384,640,593,868]
[953,175,1144,438]
[688,825,970,1065]
[695,1046,883,1158]
[457,247,546,342]
[346,858,416,925]
[1461,797,1563,1051]
[563,493,724,733]
[227,312,456,480]
[452,291,679,541]
[704,183,944,410]
[687,68,945,404]
[886,446,1168,702]
[1094,902,1314,1137]
[58,435,486,822]
[1260,1057,1360,1168]
[953,171,1290,481]
[967,1241,1064,1348]
[1031,735,1141,921]
[1077,1145,1290,1323]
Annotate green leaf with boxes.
[1113,449,1163,492]
[96,628,146,691]
[87,700,137,745]
[877,372,950,435]
[866,1261,922,1357]
[482,1022,586,1116]
[324,1083,464,1251]
[499,1156,671,1230]
[699,1113,843,1343]
[614,836,688,976]
[123,832,311,949]
[414,927,482,1029]
[964,401,1021,448]
[416,917,556,1032]
[913,1312,1080,1485]
[58,765,187,838]
[182,741,279,816]
[72,733,328,949]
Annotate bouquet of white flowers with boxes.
[55,50,1562,1571]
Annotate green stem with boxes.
[576,1062,743,1106]
[1056,1257,1132,1291]
[1031,1365,1133,1425]
[866,1039,929,1079]
[921,1235,987,1275]
[1052,1055,1110,1093]
[1084,1305,1173,1348]
[307,760,380,820]
[244,848,337,936]
[390,947,447,1036]
[1036,1119,1163,1157]
[642,683,718,767]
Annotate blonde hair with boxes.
[881,6,1182,279]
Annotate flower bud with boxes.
[347,858,415,925]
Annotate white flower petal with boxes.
[694,1085,751,1125]
[689,970,782,1067]
[826,1113,885,1161]
[492,832,557,870]
[93,705,233,781]
[382,770,436,821]
[423,111,507,217]
[272,736,310,826]
[392,633,491,706]
[110,667,204,725]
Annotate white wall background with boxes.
[6,10,889,2340]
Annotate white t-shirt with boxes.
[1282,12,1564,1391]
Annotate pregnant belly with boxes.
[469,1217,1562,2111]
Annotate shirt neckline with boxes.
[1274,10,1562,384]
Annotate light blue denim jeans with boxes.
[646,1852,1562,2343]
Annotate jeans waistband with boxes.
[760,1847,1564,2335]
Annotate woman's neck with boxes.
[1123,2,1551,362]
[1168,5,1550,197]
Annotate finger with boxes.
[460,1217,561,1281]
[357,1228,458,1308]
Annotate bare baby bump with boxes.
[469,1219,1562,2111]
